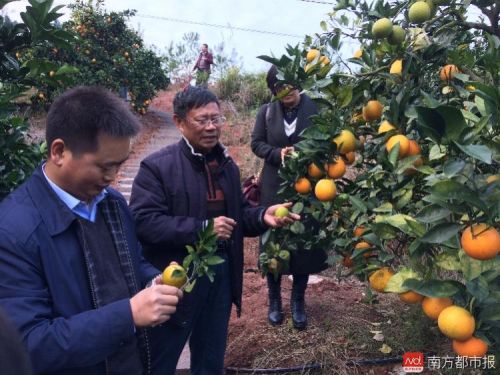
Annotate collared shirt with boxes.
[42,164,107,222]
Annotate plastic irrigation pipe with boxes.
[225,355,403,373]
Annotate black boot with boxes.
[291,274,308,330]
[266,273,283,326]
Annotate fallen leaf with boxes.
[379,343,392,354]
[373,332,385,341]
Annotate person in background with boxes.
[129,85,300,375]
[192,43,214,87]
[0,86,182,375]
[250,65,328,330]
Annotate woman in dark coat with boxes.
[250,65,327,330]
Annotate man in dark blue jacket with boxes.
[129,86,298,375]
[0,86,182,375]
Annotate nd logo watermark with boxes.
[403,352,424,373]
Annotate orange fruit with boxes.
[353,226,365,237]
[460,224,500,260]
[343,151,356,165]
[162,262,188,288]
[314,179,337,201]
[342,256,354,268]
[326,158,346,179]
[308,163,324,179]
[355,241,372,258]
[378,120,396,134]
[319,55,330,65]
[362,100,384,122]
[486,175,500,184]
[306,49,320,62]
[452,336,488,357]
[440,64,459,81]
[332,130,356,154]
[438,306,475,341]
[353,49,363,59]
[386,134,410,158]
[399,290,424,304]
[422,297,453,320]
[368,267,394,292]
[294,177,312,194]
[407,140,421,156]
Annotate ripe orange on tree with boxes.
[314,179,337,201]
[353,226,365,237]
[308,162,324,179]
[326,157,346,179]
[355,241,372,257]
[407,140,421,156]
[452,336,489,357]
[368,267,394,292]
[362,100,383,122]
[386,134,410,158]
[440,64,459,81]
[422,297,453,320]
[294,177,312,194]
[306,49,320,62]
[438,306,475,341]
[378,120,396,134]
[460,223,500,260]
[342,256,354,268]
[399,290,424,304]
[332,130,356,154]
[343,151,356,165]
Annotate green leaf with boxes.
[460,251,500,281]
[292,202,304,214]
[373,202,393,213]
[435,252,461,271]
[289,221,305,234]
[453,142,492,164]
[385,268,421,293]
[403,279,463,297]
[466,277,489,303]
[420,223,462,243]
[204,255,225,266]
[416,105,467,143]
[429,144,446,161]
[430,180,487,211]
[443,159,466,177]
[416,205,451,223]
[349,195,367,213]
[479,304,500,322]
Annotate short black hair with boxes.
[46,86,141,155]
[173,86,219,119]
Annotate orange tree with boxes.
[0,0,75,199]
[260,0,499,355]
[30,0,169,113]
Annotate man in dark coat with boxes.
[251,65,328,330]
[129,86,299,375]
[0,86,182,375]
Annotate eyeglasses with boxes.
[189,116,226,128]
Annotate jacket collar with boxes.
[27,165,113,236]
[179,137,230,166]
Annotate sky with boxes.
[3,0,340,73]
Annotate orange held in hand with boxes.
[162,262,188,288]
